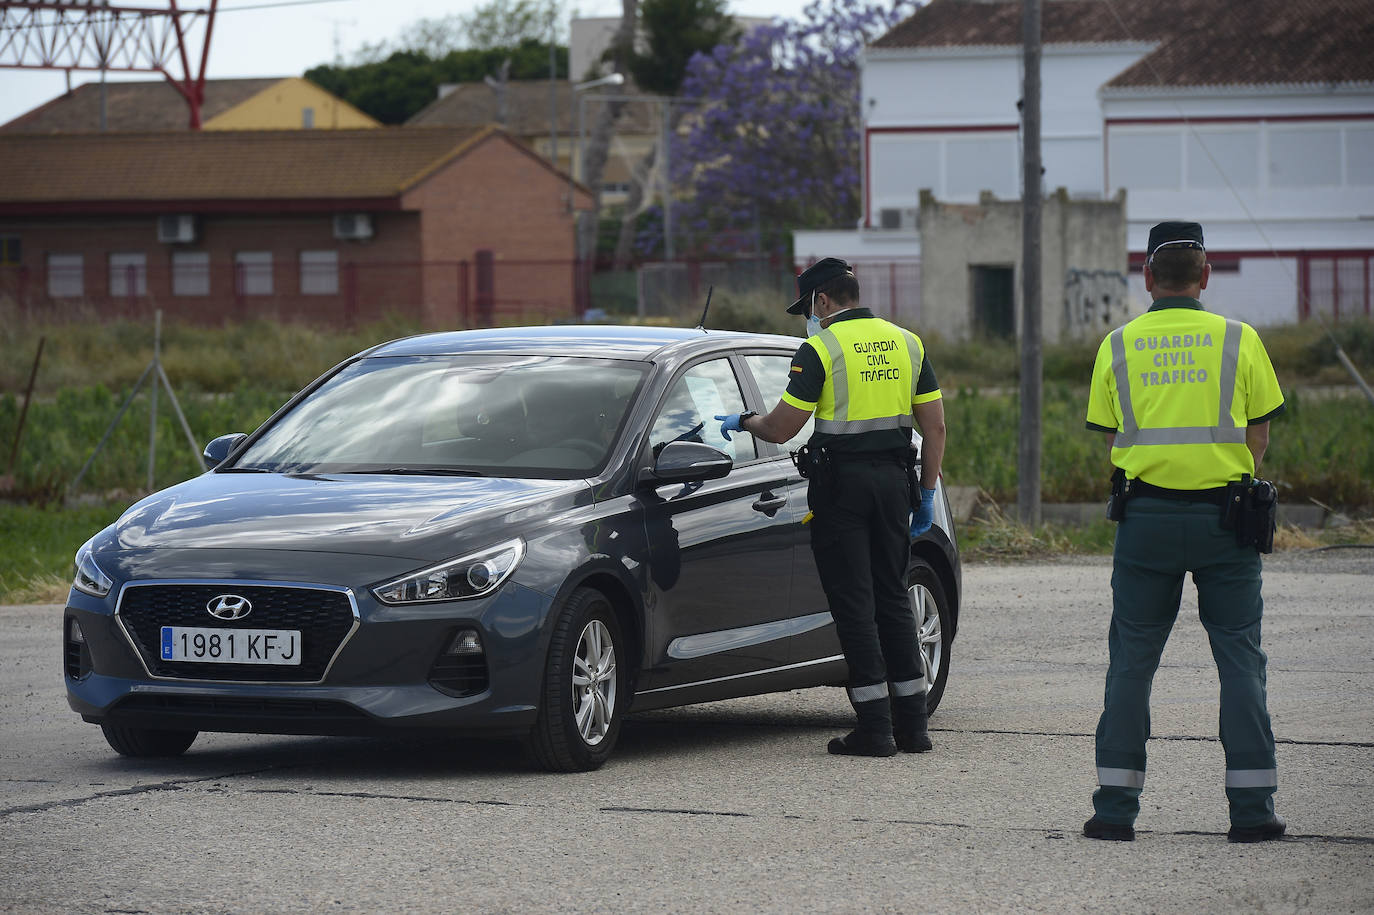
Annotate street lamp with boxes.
[569,72,626,215]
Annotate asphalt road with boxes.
[2,552,1371,914]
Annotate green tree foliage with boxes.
[306,40,568,125]
[625,0,739,95]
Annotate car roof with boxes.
[362,324,804,362]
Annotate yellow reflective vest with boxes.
[783,313,940,445]
[1086,298,1285,489]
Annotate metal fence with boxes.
[0,255,814,328]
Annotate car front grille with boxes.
[428,654,489,697]
[118,583,355,683]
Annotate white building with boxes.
[795,0,1374,333]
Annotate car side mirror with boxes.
[641,441,733,486]
[203,433,248,470]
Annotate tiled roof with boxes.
[0,126,495,204]
[407,79,657,134]
[0,78,284,133]
[871,0,1374,88]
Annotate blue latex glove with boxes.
[715,413,744,441]
[910,487,938,537]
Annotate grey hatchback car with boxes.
[64,325,961,771]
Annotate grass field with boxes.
[2,310,1372,602]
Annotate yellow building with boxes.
[2,77,378,133]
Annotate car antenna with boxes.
[695,285,714,332]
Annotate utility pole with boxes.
[1018,0,1043,526]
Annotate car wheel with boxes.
[100,724,198,757]
[909,557,953,714]
[529,587,626,772]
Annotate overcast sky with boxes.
[0,0,813,127]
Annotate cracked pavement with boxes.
[1,553,1371,913]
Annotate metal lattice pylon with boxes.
[0,0,220,127]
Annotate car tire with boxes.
[528,587,626,772]
[909,557,953,714]
[100,724,198,757]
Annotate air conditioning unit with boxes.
[333,213,373,240]
[157,214,196,243]
[878,208,917,230]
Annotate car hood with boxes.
[103,472,593,561]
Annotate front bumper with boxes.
[64,575,556,739]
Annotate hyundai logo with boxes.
[206,594,253,621]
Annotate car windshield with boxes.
[231,354,649,479]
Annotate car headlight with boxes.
[73,540,113,597]
[371,539,525,605]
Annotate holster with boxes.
[1105,467,1128,522]
[905,445,923,513]
[792,444,833,506]
[1223,474,1277,553]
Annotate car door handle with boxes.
[752,491,787,516]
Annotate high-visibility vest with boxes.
[1086,302,1284,490]
[805,316,930,436]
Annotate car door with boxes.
[635,356,798,693]
[739,352,838,668]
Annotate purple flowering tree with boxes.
[648,0,916,257]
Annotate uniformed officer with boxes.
[1082,221,1287,842]
[716,257,947,756]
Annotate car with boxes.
[64,325,961,771]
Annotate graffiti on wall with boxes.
[1064,268,1129,336]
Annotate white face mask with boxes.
[805,291,822,337]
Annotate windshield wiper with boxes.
[336,466,486,477]
[218,466,273,473]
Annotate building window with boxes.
[302,107,315,129]
[172,251,210,296]
[109,252,148,296]
[0,235,20,265]
[1270,128,1340,188]
[300,250,338,295]
[47,253,83,298]
[1109,130,1182,191]
[1304,255,1371,319]
[235,251,273,295]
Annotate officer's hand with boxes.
[715,413,744,441]
[910,488,938,537]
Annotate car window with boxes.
[649,358,755,463]
[744,354,814,453]
[231,355,648,479]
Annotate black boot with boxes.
[892,691,933,753]
[828,694,897,757]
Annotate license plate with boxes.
[160,626,302,665]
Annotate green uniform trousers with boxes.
[1093,496,1277,828]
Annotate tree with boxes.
[306,40,567,124]
[626,0,738,96]
[660,0,917,257]
[608,0,740,267]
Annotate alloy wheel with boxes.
[571,619,617,746]
[910,582,943,685]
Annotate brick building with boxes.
[0,126,594,326]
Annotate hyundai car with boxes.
[64,325,961,771]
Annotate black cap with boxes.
[787,257,855,315]
[1147,221,1205,260]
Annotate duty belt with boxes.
[1128,478,1229,506]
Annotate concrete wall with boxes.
[917,188,1128,342]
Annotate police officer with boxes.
[716,257,946,757]
[1082,222,1287,842]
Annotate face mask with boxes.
[805,290,822,337]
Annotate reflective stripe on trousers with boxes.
[890,676,926,697]
[848,682,890,704]
[1226,769,1278,788]
[1098,767,1146,789]
[1109,319,1245,447]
